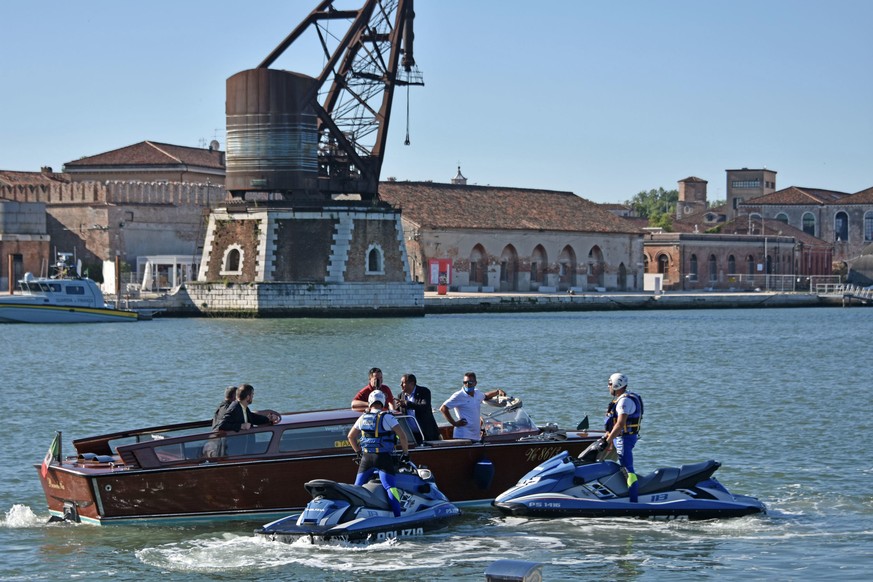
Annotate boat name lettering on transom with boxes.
[524,446,562,463]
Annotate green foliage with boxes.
[625,187,679,219]
[625,187,678,231]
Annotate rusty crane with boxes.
[225,0,423,203]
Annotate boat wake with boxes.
[1,504,49,528]
[135,530,533,574]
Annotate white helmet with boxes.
[608,373,628,391]
[368,390,387,407]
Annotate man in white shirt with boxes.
[439,372,505,440]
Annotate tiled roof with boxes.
[745,186,850,205]
[0,170,71,187]
[378,181,639,234]
[673,204,728,232]
[679,176,707,183]
[63,141,225,170]
[839,186,873,204]
[718,217,829,247]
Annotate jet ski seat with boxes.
[303,479,392,511]
[637,460,721,496]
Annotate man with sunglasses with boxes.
[439,372,505,440]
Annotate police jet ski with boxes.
[255,460,460,543]
[493,441,765,520]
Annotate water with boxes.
[2,308,872,580]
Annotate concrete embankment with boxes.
[105,289,849,317]
[422,291,834,314]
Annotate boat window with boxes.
[48,283,62,293]
[38,283,52,292]
[153,431,272,462]
[65,285,86,295]
[278,424,354,452]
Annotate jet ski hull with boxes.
[256,501,460,542]
[495,491,765,520]
[493,449,766,520]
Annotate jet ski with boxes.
[255,461,461,543]
[493,440,765,520]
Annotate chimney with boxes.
[40,166,53,174]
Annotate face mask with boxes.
[464,386,475,395]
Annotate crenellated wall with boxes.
[0,181,227,206]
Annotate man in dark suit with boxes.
[396,374,441,441]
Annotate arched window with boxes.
[709,254,718,282]
[834,211,849,242]
[220,245,244,275]
[657,254,669,275]
[690,254,698,282]
[775,213,789,224]
[728,255,736,274]
[802,212,816,236]
[618,263,628,291]
[366,244,384,275]
[747,254,755,275]
[865,211,873,242]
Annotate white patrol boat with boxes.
[0,253,140,323]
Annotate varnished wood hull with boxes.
[36,437,593,525]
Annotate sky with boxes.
[1,0,871,204]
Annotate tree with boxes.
[625,187,679,231]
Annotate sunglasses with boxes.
[463,380,476,385]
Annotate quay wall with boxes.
[421,292,828,314]
[119,288,852,317]
[129,281,425,317]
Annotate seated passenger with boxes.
[214,384,279,432]
[211,386,238,430]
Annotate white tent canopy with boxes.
[136,255,199,291]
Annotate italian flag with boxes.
[40,432,61,479]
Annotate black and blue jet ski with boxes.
[256,461,460,543]
[493,441,765,520]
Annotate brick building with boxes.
[738,185,873,263]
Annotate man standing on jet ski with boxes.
[601,373,644,502]
[348,390,410,517]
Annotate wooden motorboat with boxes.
[36,399,600,525]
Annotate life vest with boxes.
[604,391,644,435]
[359,411,397,453]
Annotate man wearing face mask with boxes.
[439,372,505,440]
[600,372,644,502]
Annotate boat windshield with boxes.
[481,398,537,436]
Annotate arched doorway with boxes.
[469,244,487,287]
[499,245,518,292]
[530,245,547,290]
[557,245,577,290]
[588,246,605,288]
[618,263,628,291]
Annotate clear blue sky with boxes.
[1,0,870,203]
